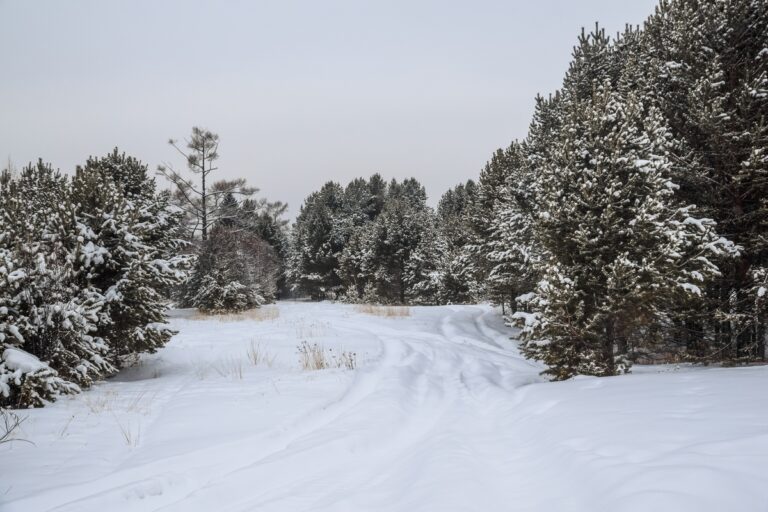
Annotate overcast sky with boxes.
[1,0,658,218]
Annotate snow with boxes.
[515,291,536,303]
[1,302,767,512]
[633,159,651,168]
[7,269,26,283]
[2,348,47,373]
[511,310,540,328]
[680,282,702,295]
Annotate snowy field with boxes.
[2,302,767,512]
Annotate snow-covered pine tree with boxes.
[515,83,734,379]
[72,150,190,366]
[336,175,389,302]
[361,179,437,304]
[238,198,290,297]
[434,181,477,304]
[338,222,376,302]
[464,149,515,306]
[288,182,346,299]
[482,142,540,315]
[0,162,111,407]
[404,208,445,305]
[187,223,279,312]
[642,0,768,361]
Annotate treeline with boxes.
[466,0,768,378]
[0,152,190,407]
[287,175,477,305]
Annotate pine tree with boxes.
[435,181,478,304]
[72,150,190,365]
[485,143,540,314]
[158,127,257,241]
[288,182,346,299]
[0,162,110,407]
[642,0,768,361]
[515,83,734,379]
[361,179,436,304]
[188,224,279,312]
[336,175,389,302]
[465,149,514,306]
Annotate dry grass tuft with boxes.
[354,304,411,318]
[124,391,155,415]
[84,390,118,414]
[213,357,244,380]
[191,306,280,322]
[246,340,277,368]
[0,409,28,445]
[113,416,140,448]
[297,341,357,371]
[294,320,329,338]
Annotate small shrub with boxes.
[192,274,265,314]
[124,391,155,414]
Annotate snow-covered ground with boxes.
[2,302,767,512]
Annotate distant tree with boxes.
[435,180,477,304]
[288,182,346,299]
[465,148,517,308]
[356,179,435,304]
[157,127,257,241]
[189,225,279,313]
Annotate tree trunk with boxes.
[201,151,207,241]
[603,319,616,376]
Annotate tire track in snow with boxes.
[149,306,538,512]
[5,304,543,512]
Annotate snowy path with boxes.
[2,303,768,512]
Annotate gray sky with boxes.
[1,0,658,218]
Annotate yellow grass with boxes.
[354,304,411,318]
[246,340,277,368]
[191,305,280,322]
[297,341,357,371]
